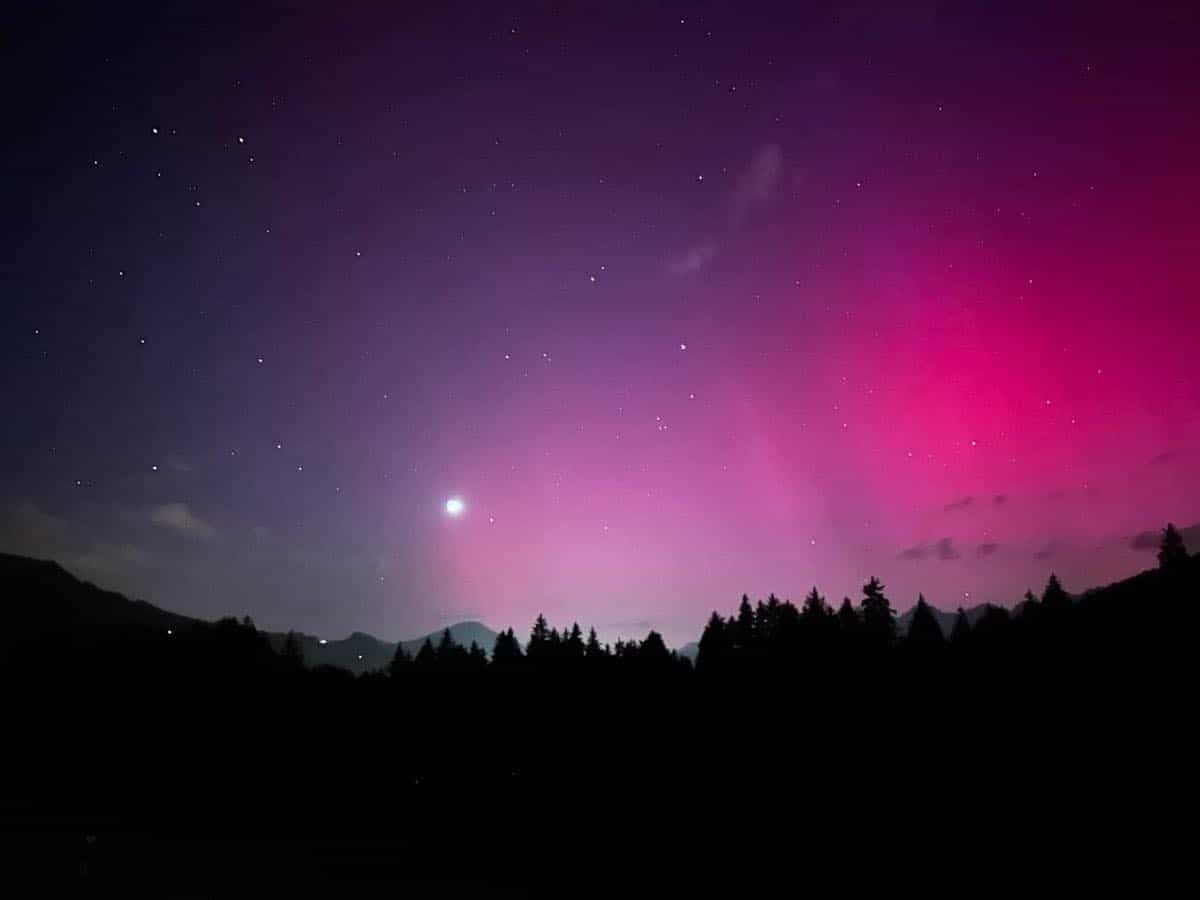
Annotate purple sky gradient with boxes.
[3,2,1199,646]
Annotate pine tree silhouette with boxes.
[1159,523,1189,569]
[860,577,896,646]
[527,614,550,661]
[388,640,410,677]
[639,630,672,671]
[1042,574,1070,615]
[801,587,828,622]
[735,594,755,652]
[696,612,730,672]
[565,623,585,659]
[906,594,945,647]
[584,627,604,660]
[492,628,523,666]
[414,637,436,668]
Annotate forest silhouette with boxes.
[3,523,1195,890]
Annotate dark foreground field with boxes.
[3,551,1196,894]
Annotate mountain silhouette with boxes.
[1,552,199,652]
[264,621,499,673]
[0,552,495,673]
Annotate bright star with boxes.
[445,496,465,516]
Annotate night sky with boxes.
[4,2,1199,647]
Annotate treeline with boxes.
[297,522,1194,679]
[380,615,691,677]
[18,523,1190,686]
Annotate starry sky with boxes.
[4,2,1199,647]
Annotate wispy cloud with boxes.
[666,244,716,276]
[935,537,960,560]
[731,143,782,227]
[7,501,70,543]
[898,537,960,562]
[667,143,783,276]
[977,542,1000,557]
[150,502,217,541]
[944,496,975,512]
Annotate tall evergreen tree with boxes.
[414,637,437,668]
[584,627,604,660]
[860,577,896,646]
[1041,574,1070,615]
[906,595,945,647]
[565,623,585,659]
[755,595,782,645]
[696,612,730,671]
[639,630,672,670]
[527,614,550,660]
[734,594,756,651]
[836,597,859,634]
[388,640,410,677]
[492,628,523,665]
[1159,523,1189,569]
[801,587,828,622]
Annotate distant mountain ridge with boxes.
[0,552,496,674]
[6,549,1186,671]
[264,621,499,675]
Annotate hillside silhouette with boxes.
[2,525,1195,891]
[0,552,495,675]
